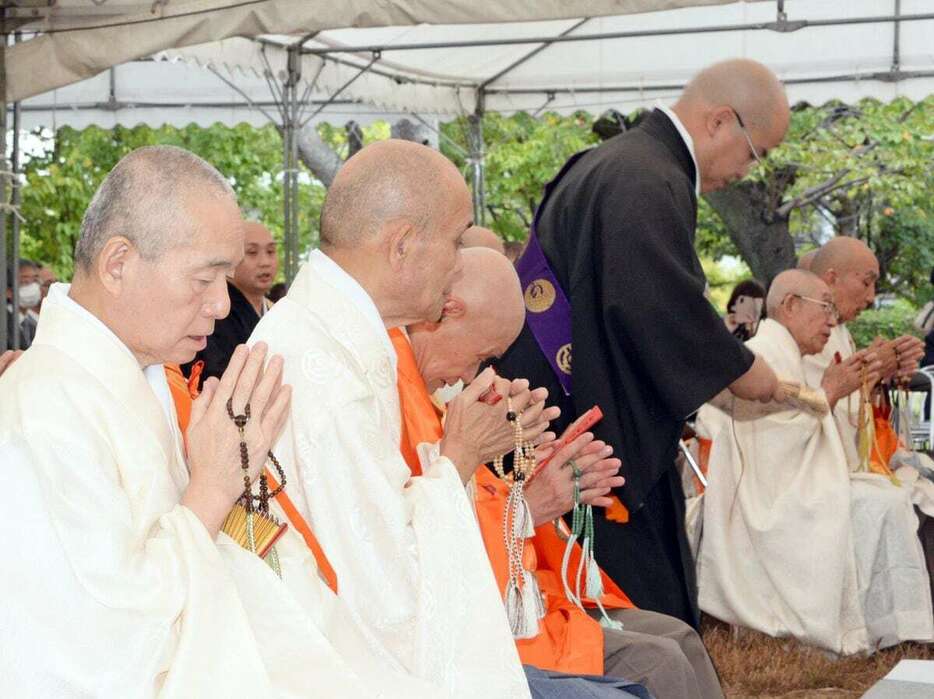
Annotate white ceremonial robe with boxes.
[697,318,933,654]
[249,251,530,698]
[804,324,861,470]
[0,284,437,698]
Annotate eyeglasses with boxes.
[792,294,840,322]
[730,108,766,169]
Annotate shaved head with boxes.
[767,269,826,317]
[462,226,505,256]
[408,247,525,391]
[768,269,837,355]
[681,58,787,132]
[798,249,818,271]
[320,139,463,248]
[810,237,879,322]
[674,58,789,193]
[811,237,876,277]
[75,145,235,272]
[317,139,473,326]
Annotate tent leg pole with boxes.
[283,45,301,285]
[11,81,21,350]
[0,32,8,352]
[468,110,485,227]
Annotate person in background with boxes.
[184,219,278,386]
[38,264,58,309]
[6,258,41,350]
[723,279,766,341]
[504,240,525,265]
[268,281,288,304]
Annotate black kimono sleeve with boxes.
[594,175,754,420]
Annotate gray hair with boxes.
[75,145,236,271]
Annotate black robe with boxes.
[183,281,262,388]
[495,109,754,626]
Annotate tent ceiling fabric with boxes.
[161,0,934,117]
[14,0,934,129]
[6,0,753,102]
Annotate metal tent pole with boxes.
[467,97,486,227]
[282,44,302,284]
[10,69,20,350]
[0,30,8,351]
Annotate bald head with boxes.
[767,269,826,317]
[674,59,789,193]
[811,237,876,277]
[452,247,525,341]
[75,145,235,272]
[768,269,837,355]
[462,226,505,256]
[681,59,787,132]
[798,249,818,271]
[810,237,879,322]
[320,139,464,248]
[408,247,525,391]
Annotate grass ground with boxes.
[701,616,934,698]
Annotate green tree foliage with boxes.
[19,123,325,280]
[15,98,932,308]
[440,111,598,241]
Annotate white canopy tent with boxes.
[3,0,932,347]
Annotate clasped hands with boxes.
[441,368,624,522]
[871,335,925,383]
[182,343,292,536]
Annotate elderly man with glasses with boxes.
[495,58,791,627]
[696,268,933,655]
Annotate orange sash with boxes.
[391,328,632,675]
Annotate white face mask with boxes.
[18,282,41,310]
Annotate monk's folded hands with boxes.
[182,342,292,536]
[525,429,624,525]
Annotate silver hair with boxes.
[75,145,236,271]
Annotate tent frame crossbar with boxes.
[7,3,934,292]
[297,12,934,56]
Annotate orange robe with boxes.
[391,328,633,675]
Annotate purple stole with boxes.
[515,150,589,396]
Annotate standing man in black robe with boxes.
[495,59,791,627]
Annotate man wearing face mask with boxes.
[6,258,42,350]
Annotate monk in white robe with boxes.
[698,269,933,654]
[803,237,927,481]
[0,146,439,698]
[251,140,559,697]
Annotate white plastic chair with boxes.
[908,365,934,451]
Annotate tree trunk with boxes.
[704,178,797,286]
[296,123,343,188]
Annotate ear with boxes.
[386,219,416,273]
[706,105,736,138]
[96,236,136,296]
[441,294,467,320]
[825,268,838,287]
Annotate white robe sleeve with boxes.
[278,360,528,697]
[0,427,273,698]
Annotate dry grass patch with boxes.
[701,616,934,698]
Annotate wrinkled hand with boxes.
[441,368,560,483]
[182,343,292,535]
[890,335,925,381]
[525,425,624,527]
[0,349,22,378]
[821,348,882,408]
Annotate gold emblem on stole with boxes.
[556,343,572,375]
[524,278,556,313]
